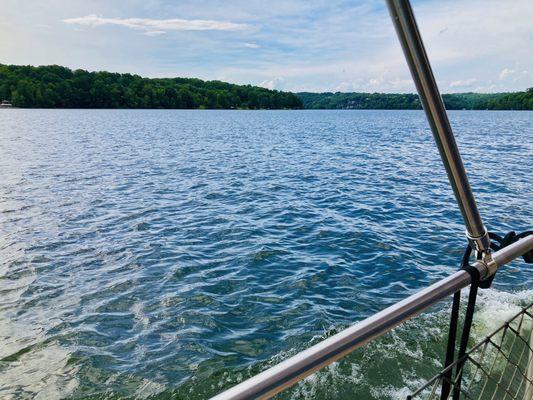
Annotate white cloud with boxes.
[498,67,530,83]
[2,0,531,93]
[144,30,166,37]
[63,15,248,33]
[449,78,477,88]
[498,64,533,87]
[473,84,496,93]
[415,0,533,66]
[215,0,533,93]
[259,77,284,90]
[499,68,515,80]
[388,78,413,89]
[332,76,413,93]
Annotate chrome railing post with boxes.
[385,0,490,254]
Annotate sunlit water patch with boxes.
[0,109,531,399]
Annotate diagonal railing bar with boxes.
[385,0,490,253]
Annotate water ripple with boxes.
[0,109,531,399]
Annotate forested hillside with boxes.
[0,64,303,109]
[298,89,533,110]
[1,63,531,110]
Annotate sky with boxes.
[0,0,531,93]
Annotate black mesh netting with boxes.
[408,302,533,400]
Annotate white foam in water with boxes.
[134,378,166,399]
[290,362,365,399]
[370,384,413,400]
[130,301,150,329]
[286,288,532,400]
[472,288,533,339]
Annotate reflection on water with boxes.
[0,318,78,399]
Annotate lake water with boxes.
[0,109,531,399]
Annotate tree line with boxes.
[0,64,303,109]
[297,89,533,110]
[1,63,531,110]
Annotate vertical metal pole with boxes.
[385,0,490,253]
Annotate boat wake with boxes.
[281,288,533,400]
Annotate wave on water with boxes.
[282,288,533,400]
[0,109,531,399]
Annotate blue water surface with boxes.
[0,110,531,399]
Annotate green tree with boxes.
[0,63,303,109]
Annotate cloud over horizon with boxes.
[1,0,531,93]
[63,15,249,36]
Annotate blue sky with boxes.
[0,0,531,93]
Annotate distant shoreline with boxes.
[1,63,531,110]
[297,90,533,111]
